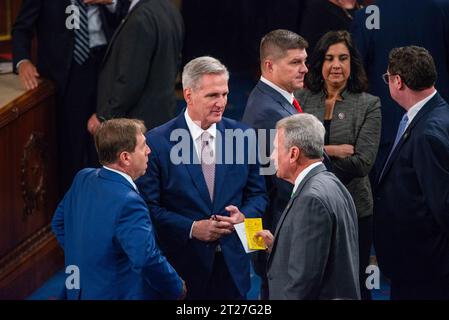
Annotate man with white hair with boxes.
[136,56,267,299]
[257,113,360,300]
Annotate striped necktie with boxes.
[73,0,90,65]
[201,132,215,201]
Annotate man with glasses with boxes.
[374,46,449,299]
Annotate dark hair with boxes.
[388,46,437,91]
[260,29,308,62]
[305,30,368,93]
[95,118,147,165]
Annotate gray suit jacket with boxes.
[97,0,184,130]
[295,89,381,218]
[267,164,360,300]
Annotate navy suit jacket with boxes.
[52,168,182,300]
[242,80,297,232]
[136,113,267,298]
[351,0,449,177]
[374,93,449,284]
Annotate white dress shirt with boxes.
[404,90,437,130]
[292,162,322,196]
[184,109,217,162]
[103,165,138,192]
[128,0,141,12]
[184,109,217,238]
[260,76,295,104]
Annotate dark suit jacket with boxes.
[297,89,381,218]
[51,168,182,300]
[267,164,360,300]
[242,80,298,232]
[135,113,268,298]
[97,0,184,130]
[374,93,449,287]
[12,0,128,94]
[351,0,449,177]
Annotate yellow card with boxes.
[244,218,265,250]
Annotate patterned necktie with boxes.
[73,0,90,65]
[379,113,409,180]
[292,98,303,113]
[201,132,215,201]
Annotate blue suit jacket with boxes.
[351,0,449,177]
[51,168,183,300]
[136,113,267,298]
[242,80,296,233]
[374,93,449,284]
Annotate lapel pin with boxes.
[338,112,345,120]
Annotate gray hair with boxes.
[276,113,325,159]
[182,56,229,90]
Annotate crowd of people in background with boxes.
[11,0,449,300]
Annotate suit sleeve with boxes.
[415,129,449,234]
[114,194,183,299]
[136,140,194,245]
[239,132,268,218]
[11,0,41,72]
[51,196,67,249]
[283,195,333,299]
[332,97,381,180]
[97,12,156,120]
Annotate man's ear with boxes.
[118,151,131,167]
[289,146,300,164]
[183,88,192,105]
[396,75,406,91]
[263,59,273,73]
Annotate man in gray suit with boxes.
[257,113,360,300]
[88,0,184,133]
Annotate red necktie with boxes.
[292,98,303,113]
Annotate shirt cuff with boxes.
[189,221,195,239]
[105,0,117,12]
[16,59,30,70]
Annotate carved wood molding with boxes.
[0,224,56,280]
[20,131,48,217]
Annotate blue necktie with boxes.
[73,0,90,65]
[379,114,409,180]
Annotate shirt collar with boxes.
[406,90,437,128]
[184,109,217,142]
[103,165,138,191]
[129,0,141,12]
[292,162,322,196]
[260,76,294,104]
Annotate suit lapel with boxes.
[257,81,296,116]
[378,93,440,185]
[101,0,148,67]
[174,113,213,208]
[267,164,327,266]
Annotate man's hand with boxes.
[191,219,233,242]
[87,113,101,135]
[178,279,187,300]
[324,144,355,159]
[255,230,274,253]
[18,60,39,90]
[84,0,113,5]
[214,205,245,225]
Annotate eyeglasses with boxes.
[382,72,397,84]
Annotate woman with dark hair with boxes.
[296,30,381,300]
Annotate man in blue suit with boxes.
[241,29,309,299]
[52,119,185,300]
[136,56,268,299]
[374,46,449,299]
[351,0,449,183]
